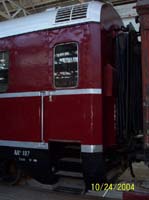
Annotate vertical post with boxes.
[137,0,149,162]
[41,92,44,143]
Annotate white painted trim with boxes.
[0,1,104,39]
[0,88,102,98]
[0,91,41,98]
[81,145,103,153]
[0,140,48,149]
[0,141,103,153]
[47,89,102,96]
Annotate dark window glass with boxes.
[0,51,9,92]
[54,43,78,88]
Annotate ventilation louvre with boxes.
[55,3,88,23]
[55,7,72,22]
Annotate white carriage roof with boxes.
[0,1,104,39]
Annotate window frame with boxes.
[0,50,9,93]
[53,42,79,89]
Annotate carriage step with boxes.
[54,185,83,194]
[57,157,82,172]
[60,157,81,163]
[55,170,83,178]
[65,145,80,150]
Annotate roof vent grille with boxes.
[71,4,88,20]
[55,7,72,22]
[55,3,88,23]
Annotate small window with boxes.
[0,51,9,92]
[54,43,78,88]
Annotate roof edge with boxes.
[0,1,104,39]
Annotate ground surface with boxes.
[0,182,111,200]
[0,162,148,200]
[118,162,149,191]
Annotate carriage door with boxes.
[44,42,80,141]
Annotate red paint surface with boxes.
[0,4,122,147]
[101,4,123,147]
[123,191,149,200]
[0,24,102,92]
[44,95,102,144]
[0,97,41,141]
[0,23,103,145]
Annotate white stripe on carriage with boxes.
[0,140,48,149]
[0,141,103,153]
[0,89,102,98]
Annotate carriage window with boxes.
[54,43,78,88]
[0,51,9,92]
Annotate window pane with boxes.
[54,43,78,88]
[0,51,9,92]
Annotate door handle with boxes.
[49,95,52,102]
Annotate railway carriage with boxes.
[0,1,127,189]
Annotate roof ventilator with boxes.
[55,3,88,23]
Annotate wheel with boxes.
[2,160,22,185]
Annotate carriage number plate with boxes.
[14,149,30,157]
